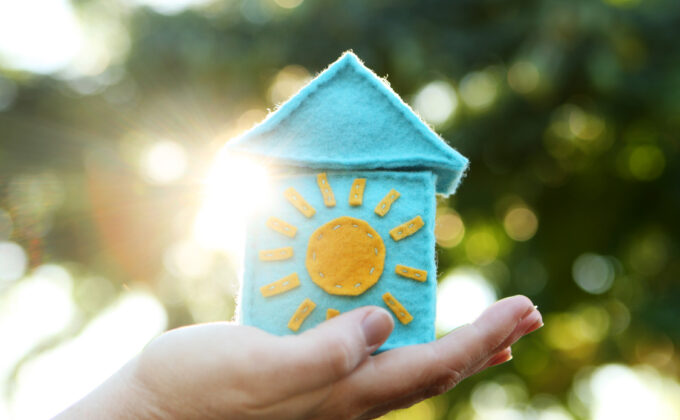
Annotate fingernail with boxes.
[521,310,543,336]
[361,309,394,349]
[488,348,513,367]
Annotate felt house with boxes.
[227,52,468,351]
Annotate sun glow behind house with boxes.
[193,147,271,257]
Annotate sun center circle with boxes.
[306,216,385,296]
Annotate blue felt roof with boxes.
[226,52,469,195]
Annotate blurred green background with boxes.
[1,0,679,418]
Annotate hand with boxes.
[55,295,542,420]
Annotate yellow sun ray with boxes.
[375,189,400,216]
[382,292,413,325]
[316,173,336,207]
[260,273,300,297]
[395,264,427,282]
[266,217,298,238]
[284,187,316,218]
[326,308,340,320]
[288,298,316,331]
[258,246,294,261]
[349,178,366,206]
[389,215,424,241]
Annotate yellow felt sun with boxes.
[305,216,385,296]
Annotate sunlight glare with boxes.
[194,148,271,257]
[141,140,188,184]
[0,264,75,418]
[0,0,82,74]
[8,291,167,419]
[123,0,212,14]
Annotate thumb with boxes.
[280,306,394,391]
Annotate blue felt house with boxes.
[227,52,468,351]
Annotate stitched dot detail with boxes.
[258,247,294,261]
[288,298,316,331]
[375,189,400,216]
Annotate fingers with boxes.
[432,295,540,377]
[276,306,394,392]
[330,296,541,417]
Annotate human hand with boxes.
[55,295,542,420]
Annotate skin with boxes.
[55,295,542,420]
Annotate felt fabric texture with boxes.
[240,170,437,351]
[260,273,300,298]
[284,187,316,218]
[258,246,294,261]
[316,173,336,207]
[382,292,414,325]
[348,178,366,206]
[326,308,340,319]
[266,217,297,238]
[395,264,427,282]
[389,215,424,241]
[225,52,469,196]
[375,189,400,217]
[305,216,386,296]
[287,298,316,331]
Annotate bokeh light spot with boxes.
[465,229,499,265]
[567,106,605,141]
[412,81,458,126]
[503,206,538,241]
[124,0,212,14]
[628,145,665,181]
[380,399,436,420]
[572,253,615,295]
[141,140,188,184]
[544,306,610,354]
[274,0,304,9]
[268,65,311,104]
[435,209,465,248]
[459,68,499,111]
[8,291,166,419]
[508,61,540,94]
[0,241,28,284]
[0,263,75,383]
[627,230,669,276]
[163,239,213,279]
[436,268,497,333]
[471,381,509,414]
[576,364,680,420]
[0,0,82,73]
